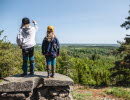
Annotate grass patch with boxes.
[72,91,92,100]
[104,87,130,99]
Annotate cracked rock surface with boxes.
[0,72,74,100]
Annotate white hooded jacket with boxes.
[17,23,38,49]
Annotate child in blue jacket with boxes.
[42,26,60,78]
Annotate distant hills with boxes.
[36,43,120,47]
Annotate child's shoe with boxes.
[20,73,27,77]
[50,74,54,78]
[29,72,34,75]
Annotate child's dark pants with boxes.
[22,47,35,74]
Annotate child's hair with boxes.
[21,17,30,28]
[47,31,55,37]
[45,31,55,42]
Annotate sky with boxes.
[0,0,130,44]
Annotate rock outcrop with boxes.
[0,72,74,100]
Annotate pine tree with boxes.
[121,5,130,30]
[111,5,130,86]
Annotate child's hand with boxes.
[32,20,36,24]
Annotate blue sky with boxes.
[0,0,130,44]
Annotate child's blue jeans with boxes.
[22,47,35,74]
[46,57,56,66]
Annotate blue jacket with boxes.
[42,37,60,57]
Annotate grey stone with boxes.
[0,72,73,93]
[0,93,25,100]
[59,92,68,98]
[0,72,74,100]
[43,73,74,86]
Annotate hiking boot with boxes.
[20,73,27,77]
[50,74,54,78]
[47,65,51,78]
[47,71,51,78]
[29,72,34,75]
[51,65,55,78]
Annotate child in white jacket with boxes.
[17,17,38,76]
